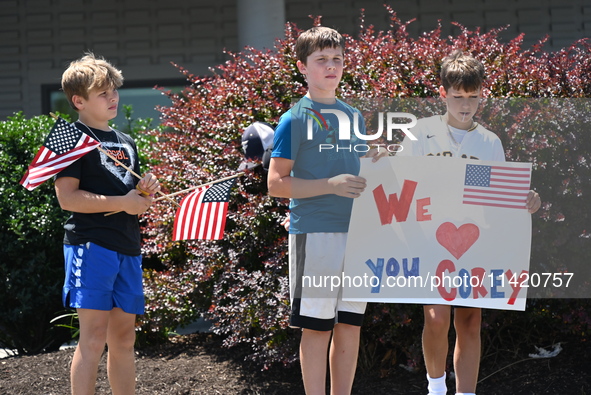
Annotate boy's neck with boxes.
[305,92,337,105]
[77,115,111,131]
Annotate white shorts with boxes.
[289,233,367,331]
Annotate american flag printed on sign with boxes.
[172,178,237,241]
[463,164,531,209]
[20,117,101,191]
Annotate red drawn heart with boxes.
[436,222,480,260]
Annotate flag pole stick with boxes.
[154,172,245,202]
[104,172,246,217]
[49,113,179,208]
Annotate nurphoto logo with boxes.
[305,109,418,153]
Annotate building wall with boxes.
[287,0,588,50]
[0,0,589,120]
[0,0,239,120]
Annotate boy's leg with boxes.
[106,307,137,395]
[453,308,482,393]
[63,243,143,394]
[300,328,332,395]
[71,308,110,395]
[422,305,452,379]
[329,323,361,395]
[106,249,143,395]
[289,232,337,394]
[289,233,359,394]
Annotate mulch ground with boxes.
[1,333,589,394]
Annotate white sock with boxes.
[427,373,447,395]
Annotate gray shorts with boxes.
[289,233,366,331]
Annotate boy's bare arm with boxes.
[267,157,367,199]
[55,176,154,215]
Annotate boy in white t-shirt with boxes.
[398,50,541,395]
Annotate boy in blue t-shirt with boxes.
[268,26,384,393]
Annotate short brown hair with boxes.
[440,50,485,92]
[61,52,123,110]
[295,26,345,64]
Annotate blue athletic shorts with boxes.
[63,242,144,315]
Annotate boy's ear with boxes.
[438,86,447,98]
[296,60,307,76]
[71,95,84,111]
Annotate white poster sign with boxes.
[342,156,532,310]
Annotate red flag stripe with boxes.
[463,194,527,203]
[463,200,527,209]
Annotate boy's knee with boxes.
[80,335,108,355]
[424,314,450,336]
[334,322,360,333]
[107,331,136,351]
[454,310,481,336]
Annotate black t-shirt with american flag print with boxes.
[56,123,143,256]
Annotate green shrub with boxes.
[0,112,71,354]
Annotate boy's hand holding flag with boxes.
[21,117,266,241]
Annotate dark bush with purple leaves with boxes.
[138,7,591,371]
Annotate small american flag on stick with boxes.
[173,178,237,241]
[462,163,531,209]
[20,117,100,191]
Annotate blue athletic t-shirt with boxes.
[271,96,366,234]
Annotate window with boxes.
[42,79,185,131]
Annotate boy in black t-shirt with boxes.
[55,53,160,394]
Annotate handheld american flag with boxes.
[462,163,531,209]
[173,178,237,241]
[20,117,101,191]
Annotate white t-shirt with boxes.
[398,115,506,162]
